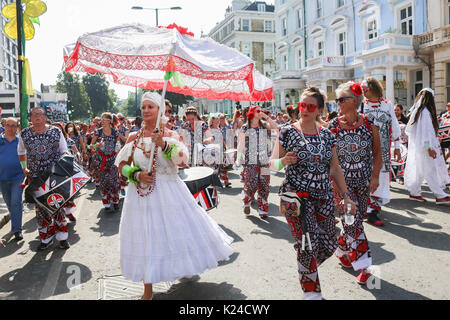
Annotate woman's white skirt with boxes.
[119,174,234,284]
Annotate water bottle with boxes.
[344,203,355,225]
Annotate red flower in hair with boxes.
[351,83,363,97]
[247,106,259,120]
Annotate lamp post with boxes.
[131,6,182,26]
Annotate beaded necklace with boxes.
[132,127,159,197]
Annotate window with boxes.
[317,41,324,57]
[257,3,266,12]
[264,21,272,32]
[296,9,302,28]
[317,0,323,18]
[242,19,250,32]
[338,32,346,56]
[283,55,288,70]
[368,20,377,39]
[242,42,251,57]
[416,70,423,82]
[400,6,413,35]
[264,43,273,60]
[297,49,303,69]
[337,0,345,8]
[282,18,287,36]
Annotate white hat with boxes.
[141,92,162,107]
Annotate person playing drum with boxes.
[115,92,234,300]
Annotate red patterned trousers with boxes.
[242,165,270,212]
[35,205,68,244]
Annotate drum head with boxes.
[178,167,215,182]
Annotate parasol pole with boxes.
[147,78,169,176]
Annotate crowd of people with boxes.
[0,77,449,300]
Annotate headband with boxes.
[141,92,163,107]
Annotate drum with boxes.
[390,144,407,179]
[25,155,90,215]
[438,119,450,149]
[179,167,222,211]
[221,148,238,171]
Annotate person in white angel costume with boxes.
[404,88,450,204]
[115,92,234,300]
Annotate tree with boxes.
[56,72,91,120]
[82,73,115,116]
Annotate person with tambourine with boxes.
[115,92,233,300]
[270,86,356,300]
[328,82,382,285]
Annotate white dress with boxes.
[114,135,234,284]
[404,108,450,198]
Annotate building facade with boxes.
[414,0,450,111]
[274,0,430,111]
[198,0,276,115]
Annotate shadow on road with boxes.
[90,204,122,237]
[246,215,293,243]
[0,248,92,300]
[361,278,431,300]
[155,280,247,300]
[369,241,396,266]
[374,208,450,252]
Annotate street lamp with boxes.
[131,6,182,26]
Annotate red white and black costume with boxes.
[18,126,69,245]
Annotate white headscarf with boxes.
[406,88,435,133]
[141,92,163,107]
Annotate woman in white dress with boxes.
[115,92,234,300]
[404,88,450,204]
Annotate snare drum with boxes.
[438,119,450,149]
[179,167,222,211]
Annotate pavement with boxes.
[0,170,449,300]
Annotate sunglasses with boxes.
[335,96,354,104]
[297,102,318,112]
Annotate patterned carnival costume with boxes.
[238,123,272,218]
[117,123,129,195]
[92,128,121,210]
[277,124,338,298]
[18,126,70,248]
[361,99,401,224]
[180,119,210,167]
[328,116,374,272]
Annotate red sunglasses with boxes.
[297,102,318,112]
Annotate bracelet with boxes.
[342,192,351,199]
[20,161,27,170]
[425,141,431,150]
[272,159,285,171]
[121,165,142,185]
[163,144,179,160]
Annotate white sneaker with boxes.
[302,292,323,300]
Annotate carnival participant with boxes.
[361,77,401,226]
[395,104,409,125]
[404,89,450,204]
[237,105,278,219]
[90,112,121,212]
[164,100,179,131]
[218,114,233,187]
[130,116,142,133]
[286,105,299,123]
[17,107,71,250]
[65,122,86,164]
[115,92,233,300]
[0,118,24,241]
[270,86,356,300]
[116,113,129,196]
[180,106,211,167]
[328,82,382,284]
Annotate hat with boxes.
[141,92,162,107]
[185,106,198,114]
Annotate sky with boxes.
[25,0,242,99]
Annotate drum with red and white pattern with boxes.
[438,118,450,149]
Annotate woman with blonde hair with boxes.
[360,77,401,226]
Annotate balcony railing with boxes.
[362,33,413,52]
[413,26,450,49]
[271,70,303,80]
[306,56,345,69]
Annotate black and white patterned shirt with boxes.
[279,125,336,199]
[18,126,68,178]
[328,116,374,189]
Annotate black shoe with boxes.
[68,215,77,222]
[113,204,120,211]
[38,241,52,251]
[59,240,70,250]
[367,211,384,226]
[13,232,23,241]
[225,183,232,188]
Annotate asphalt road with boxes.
[0,170,449,300]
